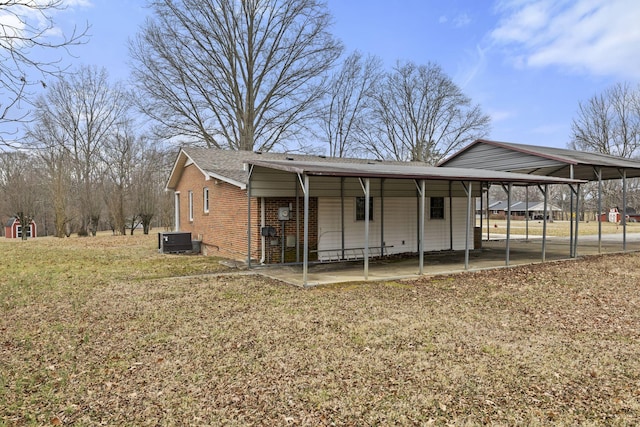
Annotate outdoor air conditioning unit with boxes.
[158,232,193,253]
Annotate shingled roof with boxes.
[166,147,409,190]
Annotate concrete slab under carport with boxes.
[256,233,640,287]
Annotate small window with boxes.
[430,197,445,219]
[355,197,373,221]
[203,187,209,213]
[188,190,194,222]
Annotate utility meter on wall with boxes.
[278,207,290,221]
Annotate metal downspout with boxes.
[247,165,254,268]
[260,197,266,264]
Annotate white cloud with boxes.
[439,15,448,24]
[490,0,640,79]
[453,13,471,28]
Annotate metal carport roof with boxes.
[438,139,640,180]
[246,158,585,185]
[245,158,585,286]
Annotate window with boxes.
[203,187,209,213]
[430,197,445,219]
[188,190,194,222]
[355,197,373,221]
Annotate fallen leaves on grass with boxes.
[2,236,640,425]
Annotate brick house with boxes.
[166,147,580,272]
[166,148,327,262]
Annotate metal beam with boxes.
[595,167,602,253]
[302,174,309,286]
[419,180,425,275]
[462,181,472,270]
[574,184,580,258]
[364,177,370,280]
[506,183,512,266]
[624,169,627,251]
[569,165,574,258]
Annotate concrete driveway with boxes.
[255,233,640,287]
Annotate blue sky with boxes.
[30,0,640,149]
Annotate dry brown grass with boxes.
[483,219,640,237]
[2,233,640,425]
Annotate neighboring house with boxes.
[166,147,579,265]
[5,217,37,239]
[478,200,561,219]
[508,201,562,220]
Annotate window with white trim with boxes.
[188,190,194,222]
[203,187,209,213]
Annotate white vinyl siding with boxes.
[317,196,473,260]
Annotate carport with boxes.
[439,139,640,256]
[246,159,583,286]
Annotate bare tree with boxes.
[0,151,41,239]
[570,83,640,214]
[102,122,137,235]
[27,65,132,236]
[130,0,342,151]
[571,82,640,158]
[367,61,490,164]
[319,51,382,158]
[0,0,88,146]
[131,142,173,235]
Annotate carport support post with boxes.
[463,181,472,270]
[247,165,254,268]
[363,177,370,280]
[541,184,548,262]
[506,182,512,266]
[525,186,529,241]
[486,185,491,240]
[569,166,575,258]
[340,178,345,260]
[302,174,309,286]
[573,184,580,258]
[418,180,425,275]
[624,169,627,251]
[596,167,602,253]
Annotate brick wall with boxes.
[174,164,258,261]
[174,165,317,263]
[261,197,318,263]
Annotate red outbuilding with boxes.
[4,217,37,239]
